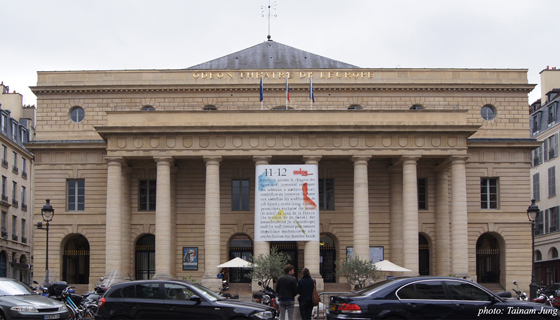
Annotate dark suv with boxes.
[95,279,276,320]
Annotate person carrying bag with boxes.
[297,268,316,320]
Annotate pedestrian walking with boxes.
[276,264,298,320]
[297,267,314,320]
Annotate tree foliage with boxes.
[247,247,288,289]
[335,256,381,290]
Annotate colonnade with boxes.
[103,154,470,288]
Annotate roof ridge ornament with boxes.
[261,0,277,41]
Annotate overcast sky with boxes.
[1,0,558,106]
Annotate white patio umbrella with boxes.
[373,260,412,272]
[216,257,253,268]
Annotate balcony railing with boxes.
[11,166,17,175]
[11,234,17,241]
[11,199,17,208]
[21,171,27,179]
[1,160,7,168]
[21,236,27,244]
[1,194,8,203]
[21,203,27,212]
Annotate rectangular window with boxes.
[481,178,498,209]
[550,207,559,233]
[549,166,556,197]
[533,145,543,167]
[319,178,335,210]
[139,179,156,211]
[533,173,540,201]
[1,145,6,168]
[11,181,16,206]
[21,218,25,241]
[418,178,427,210]
[550,134,559,160]
[533,113,541,135]
[545,209,550,234]
[67,179,85,211]
[545,139,550,162]
[21,158,26,179]
[11,215,16,235]
[536,211,544,235]
[549,104,558,127]
[232,179,250,211]
[1,212,5,234]
[1,115,6,134]
[21,186,25,206]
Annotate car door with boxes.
[163,283,219,320]
[121,282,166,319]
[444,280,511,319]
[397,280,454,319]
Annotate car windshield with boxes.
[191,283,223,302]
[354,278,399,296]
[0,280,33,296]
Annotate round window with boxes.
[481,105,496,121]
[69,107,85,123]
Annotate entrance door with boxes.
[62,235,90,284]
[228,235,253,283]
[419,234,430,275]
[320,235,336,283]
[135,235,155,280]
[476,234,500,283]
[272,242,298,275]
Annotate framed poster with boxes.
[182,247,198,270]
[346,246,384,262]
[255,165,319,242]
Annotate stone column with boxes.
[352,156,371,261]
[303,155,323,291]
[435,165,451,276]
[451,156,469,277]
[202,156,222,291]
[402,156,420,274]
[105,156,124,282]
[252,156,271,293]
[389,165,404,267]
[153,157,174,280]
[121,166,132,280]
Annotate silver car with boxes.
[0,278,70,320]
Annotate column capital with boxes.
[153,156,174,166]
[451,155,469,164]
[351,156,371,165]
[203,155,222,165]
[253,156,272,165]
[303,155,322,165]
[104,156,127,166]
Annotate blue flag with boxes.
[259,75,263,102]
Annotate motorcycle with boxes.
[512,281,528,301]
[80,278,108,314]
[218,280,239,299]
[31,280,49,297]
[253,281,279,313]
[531,285,559,308]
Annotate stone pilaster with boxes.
[435,165,451,276]
[451,156,469,277]
[202,156,222,291]
[389,165,404,267]
[252,156,271,293]
[352,156,371,261]
[303,155,323,291]
[402,156,420,274]
[105,156,125,282]
[153,157,174,280]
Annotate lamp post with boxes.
[527,199,540,300]
[37,199,54,284]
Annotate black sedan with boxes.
[0,278,70,320]
[327,276,559,320]
[95,279,276,320]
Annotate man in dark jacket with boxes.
[276,264,298,320]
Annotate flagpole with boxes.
[309,75,313,110]
[260,72,264,110]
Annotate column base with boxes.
[202,278,223,292]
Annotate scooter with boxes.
[218,280,239,299]
[253,281,279,313]
[32,280,49,297]
[512,281,528,301]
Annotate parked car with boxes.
[0,278,70,320]
[327,276,560,320]
[95,279,277,320]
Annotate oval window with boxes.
[481,105,496,121]
[69,107,85,123]
[141,105,155,111]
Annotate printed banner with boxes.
[255,165,319,241]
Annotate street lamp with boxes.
[37,199,54,284]
[527,199,540,300]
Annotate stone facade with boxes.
[28,42,538,293]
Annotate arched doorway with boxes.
[419,234,430,275]
[63,234,90,284]
[476,233,500,283]
[320,234,336,283]
[272,242,298,276]
[0,251,6,277]
[228,234,253,283]
[135,234,155,280]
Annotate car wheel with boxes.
[0,311,5,320]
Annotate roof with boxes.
[187,40,359,70]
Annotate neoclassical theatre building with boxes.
[28,40,538,292]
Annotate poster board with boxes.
[255,165,319,241]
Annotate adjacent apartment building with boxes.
[0,82,35,283]
[28,40,538,292]
[530,67,560,286]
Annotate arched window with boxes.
[320,234,337,282]
[410,104,424,110]
[551,247,559,259]
[203,105,218,111]
[481,105,496,121]
[135,234,155,280]
[69,107,85,122]
[141,105,155,111]
[348,104,363,110]
[536,250,542,261]
[63,234,90,284]
[228,235,253,283]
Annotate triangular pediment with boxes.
[187,40,359,70]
